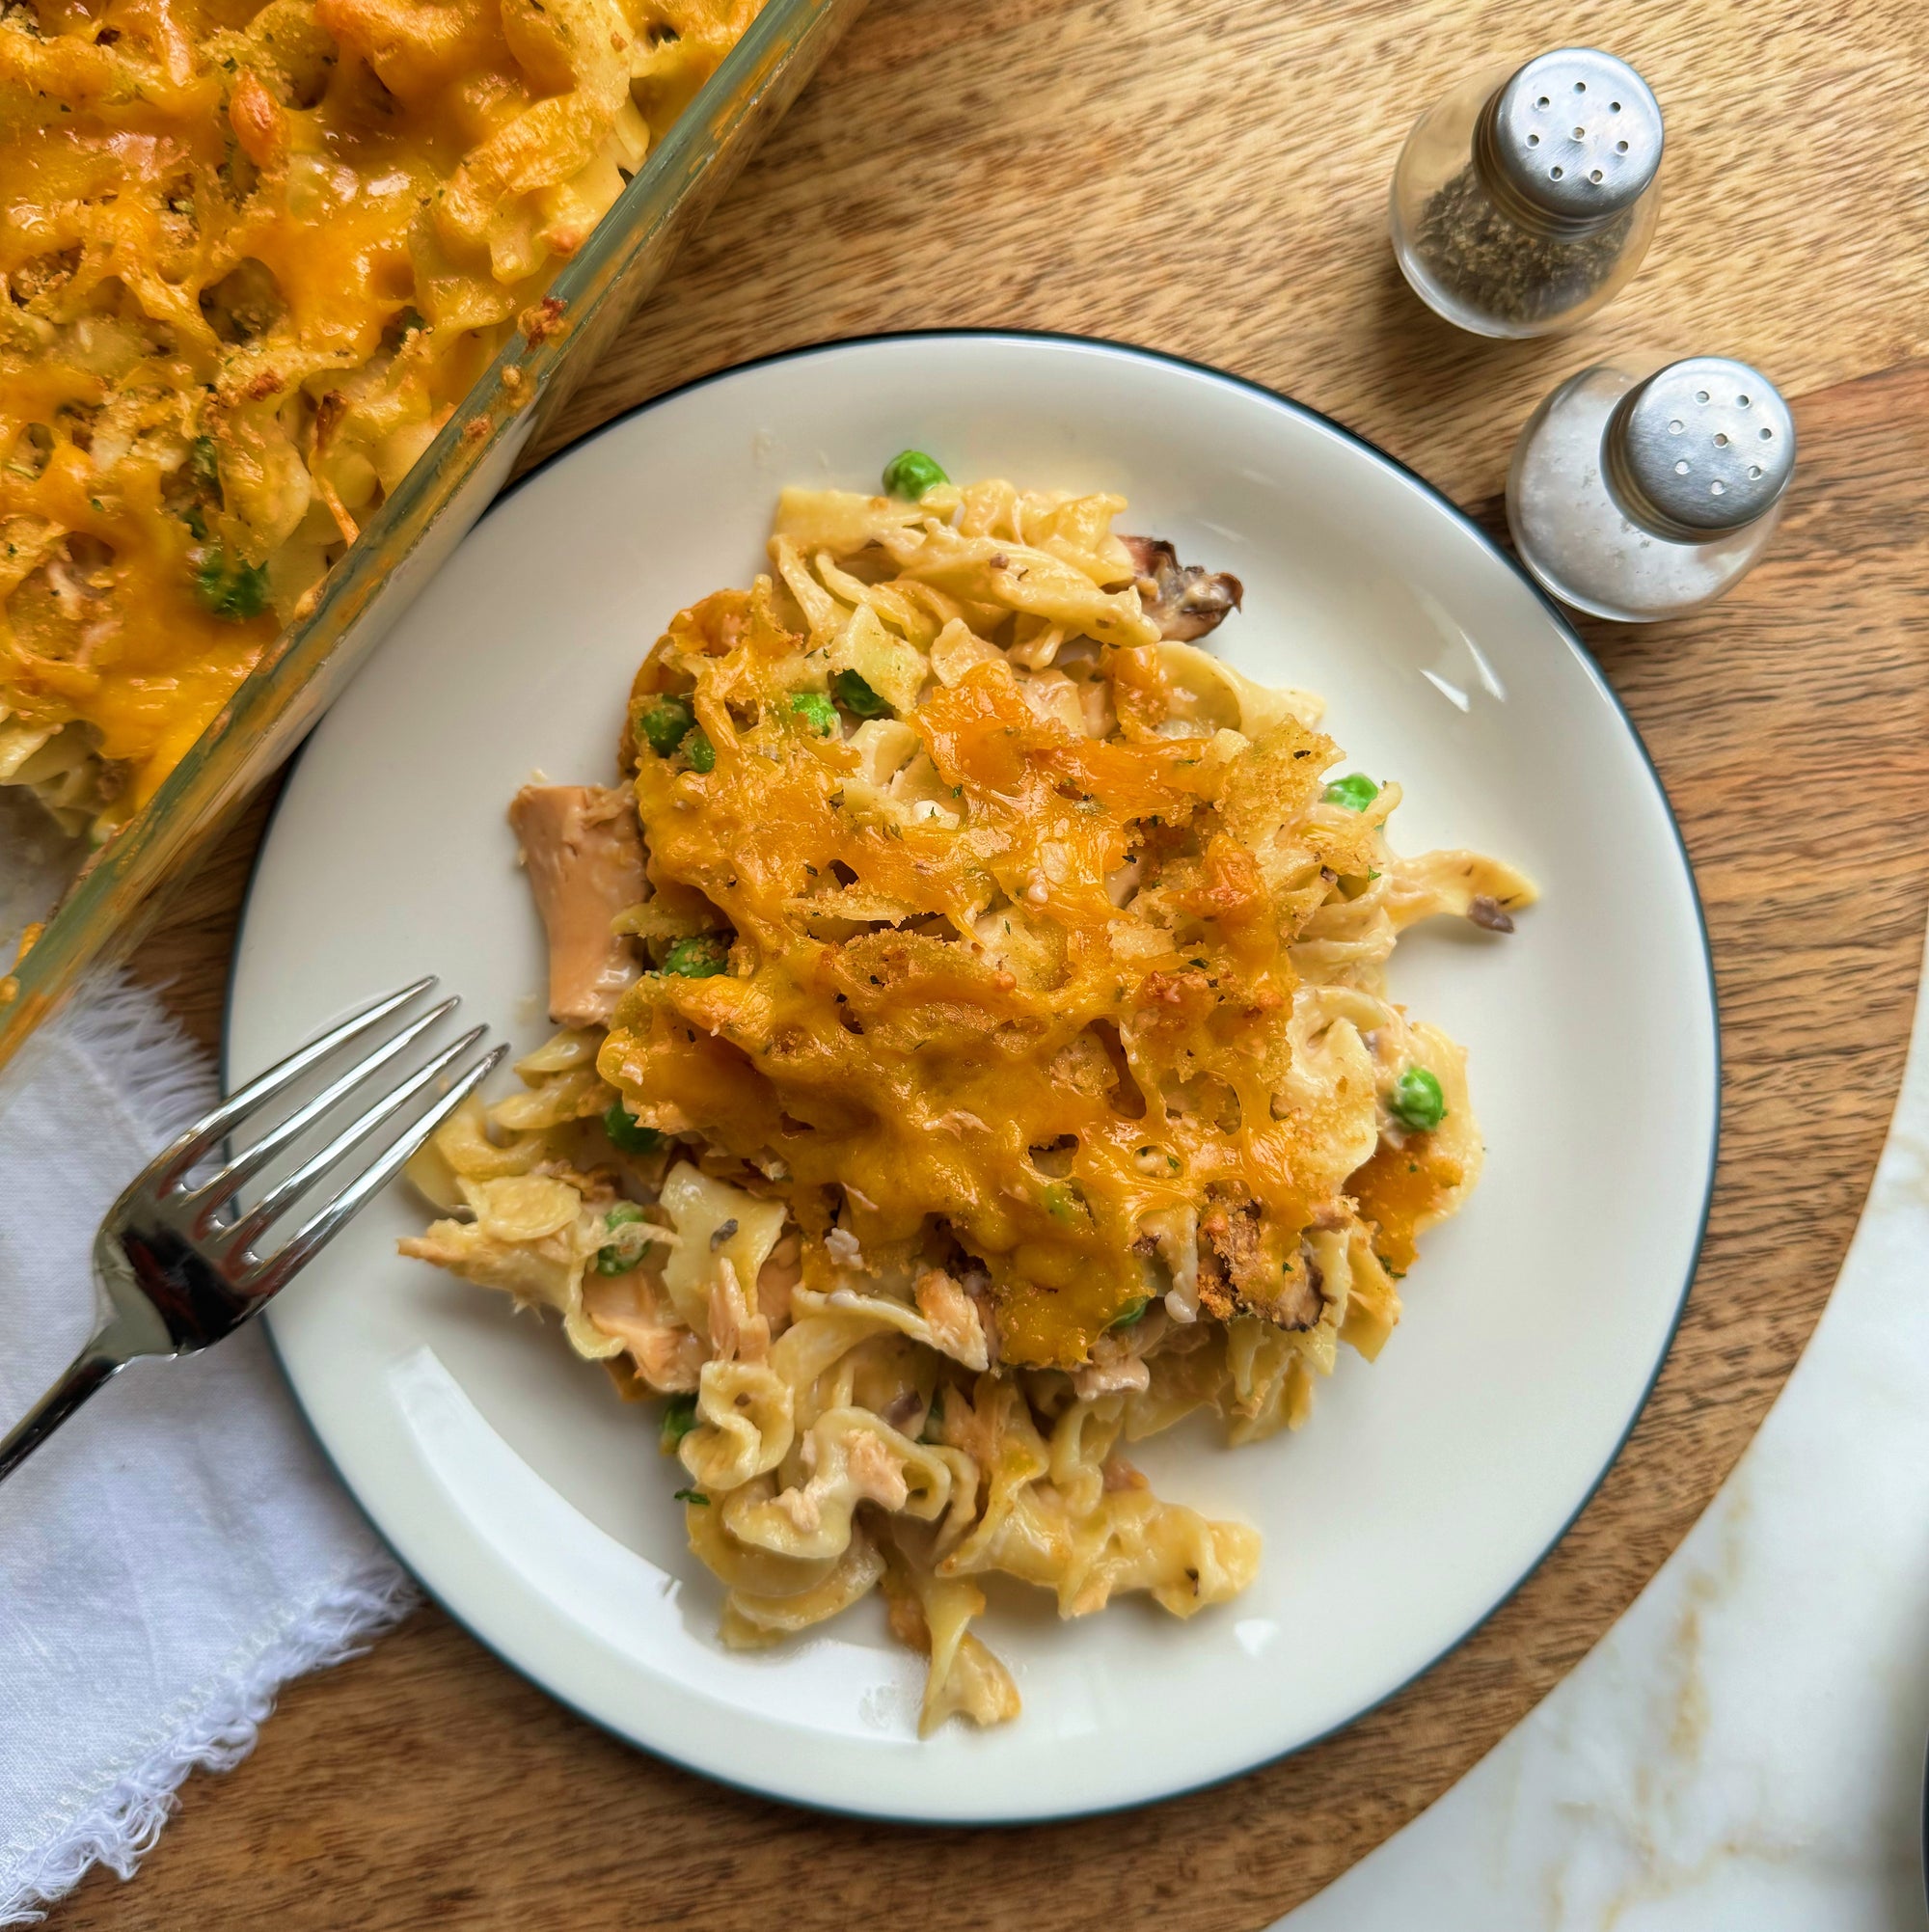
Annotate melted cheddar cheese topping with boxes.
[594,481,1533,1368]
[0,0,758,831]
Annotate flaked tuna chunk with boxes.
[1119,534,1244,641]
[509,784,645,1026]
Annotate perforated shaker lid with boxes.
[1612,358,1797,534]
[1489,48,1663,222]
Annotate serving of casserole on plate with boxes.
[231,332,1716,1819]
[395,462,1536,1734]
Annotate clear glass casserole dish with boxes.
[0,0,864,1084]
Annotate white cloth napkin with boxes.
[0,974,414,1925]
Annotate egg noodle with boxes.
[401,471,1535,1731]
[0,0,759,838]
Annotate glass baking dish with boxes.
[0,0,864,1085]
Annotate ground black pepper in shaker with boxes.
[1390,48,1664,338]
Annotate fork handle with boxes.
[0,1330,129,1483]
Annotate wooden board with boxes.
[536,0,1929,509]
[57,0,1929,1920]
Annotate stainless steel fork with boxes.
[0,978,504,1483]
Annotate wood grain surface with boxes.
[55,0,1929,1924]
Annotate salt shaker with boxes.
[1507,357,1796,621]
[1390,48,1664,337]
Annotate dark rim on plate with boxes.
[225,327,1722,1829]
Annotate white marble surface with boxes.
[1279,940,1929,1930]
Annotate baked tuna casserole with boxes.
[0,0,758,835]
[401,462,1535,1731]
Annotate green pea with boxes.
[663,933,728,978]
[188,434,221,497]
[882,449,948,501]
[1110,1296,1151,1330]
[593,1202,652,1275]
[830,668,888,718]
[1389,1066,1446,1133]
[603,1102,664,1155]
[1041,1181,1085,1223]
[682,728,716,775]
[790,691,838,735]
[1322,774,1380,812]
[192,548,269,621]
[661,1393,699,1450]
[638,694,695,757]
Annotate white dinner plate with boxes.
[231,332,1718,1822]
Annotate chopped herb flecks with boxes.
[193,547,268,621]
[188,434,221,496]
[661,1393,699,1451]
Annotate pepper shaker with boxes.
[1390,48,1664,338]
[1507,357,1796,621]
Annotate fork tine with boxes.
[150,977,438,1191]
[222,1023,490,1257]
[180,996,460,1231]
[244,1042,509,1296]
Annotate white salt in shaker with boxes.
[1507,357,1796,621]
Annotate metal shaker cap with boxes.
[1489,49,1663,222]
[1610,359,1796,535]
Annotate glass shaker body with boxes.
[1390,61,1662,339]
[1507,363,1788,623]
